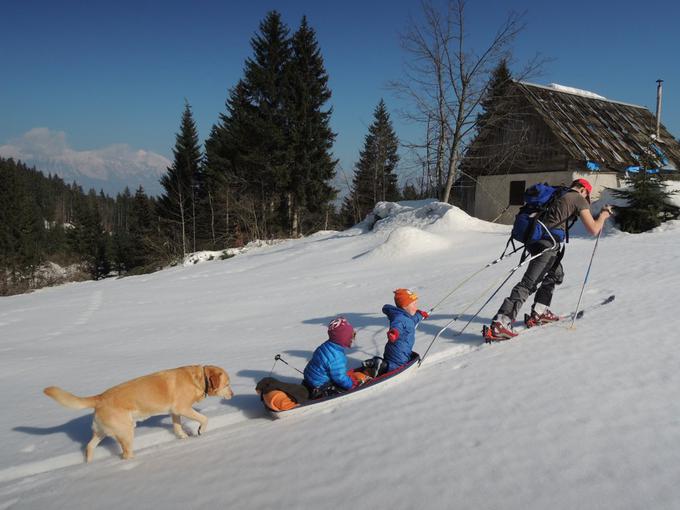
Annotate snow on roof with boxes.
[546,83,607,100]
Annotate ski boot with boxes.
[524,307,560,328]
[482,317,518,342]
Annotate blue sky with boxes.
[2,0,679,193]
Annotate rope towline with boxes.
[419,222,559,366]
[428,237,523,314]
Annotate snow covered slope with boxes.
[1,200,679,509]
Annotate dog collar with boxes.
[203,368,210,398]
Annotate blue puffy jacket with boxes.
[303,340,353,390]
[382,304,424,372]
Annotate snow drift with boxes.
[1,199,680,509]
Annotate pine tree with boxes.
[611,147,679,233]
[476,58,513,133]
[204,80,261,243]
[127,186,157,270]
[111,187,134,273]
[401,182,421,200]
[284,16,337,236]
[158,100,202,257]
[69,190,109,279]
[342,100,400,225]
[204,11,292,240]
[242,11,292,236]
[0,158,45,292]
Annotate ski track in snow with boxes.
[0,336,478,486]
[0,277,615,488]
[0,297,608,488]
[2,202,680,509]
[73,290,104,326]
[0,406,264,485]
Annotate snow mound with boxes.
[369,199,505,236]
[182,239,288,266]
[366,226,451,259]
[666,180,680,208]
[425,206,509,235]
[651,219,680,233]
[183,250,235,266]
[359,200,506,259]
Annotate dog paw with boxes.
[175,430,189,439]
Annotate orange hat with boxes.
[394,288,418,308]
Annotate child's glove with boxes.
[387,328,400,342]
[418,310,429,319]
[347,371,364,388]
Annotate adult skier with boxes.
[485,178,614,341]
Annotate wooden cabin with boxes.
[457,81,680,223]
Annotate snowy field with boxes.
[1,198,680,509]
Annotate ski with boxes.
[482,294,615,342]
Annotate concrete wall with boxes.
[474,171,621,224]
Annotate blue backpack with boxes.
[511,183,572,244]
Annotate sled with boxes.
[264,352,421,419]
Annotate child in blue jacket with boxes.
[382,288,428,372]
[303,317,357,396]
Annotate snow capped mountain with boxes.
[0,128,169,196]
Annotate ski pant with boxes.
[497,241,565,321]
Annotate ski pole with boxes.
[452,223,559,339]
[569,227,602,329]
[419,266,514,364]
[428,239,523,313]
[420,244,555,365]
[272,354,304,376]
[419,226,558,366]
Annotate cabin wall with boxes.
[473,170,620,224]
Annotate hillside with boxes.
[1,200,679,509]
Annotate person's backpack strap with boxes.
[559,187,581,244]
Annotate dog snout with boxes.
[220,387,234,400]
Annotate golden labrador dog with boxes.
[44,365,233,462]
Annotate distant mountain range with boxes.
[0,128,169,196]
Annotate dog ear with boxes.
[204,366,223,394]
[209,373,220,393]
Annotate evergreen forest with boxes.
[0,12,411,296]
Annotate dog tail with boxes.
[43,386,97,410]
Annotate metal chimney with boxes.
[655,79,663,140]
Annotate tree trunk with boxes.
[208,190,216,247]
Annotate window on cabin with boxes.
[509,180,526,205]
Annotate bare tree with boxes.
[391,0,543,203]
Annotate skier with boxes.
[382,288,429,372]
[485,178,614,340]
[303,317,360,398]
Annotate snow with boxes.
[182,240,286,267]
[547,83,607,100]
[2,200,680,509]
